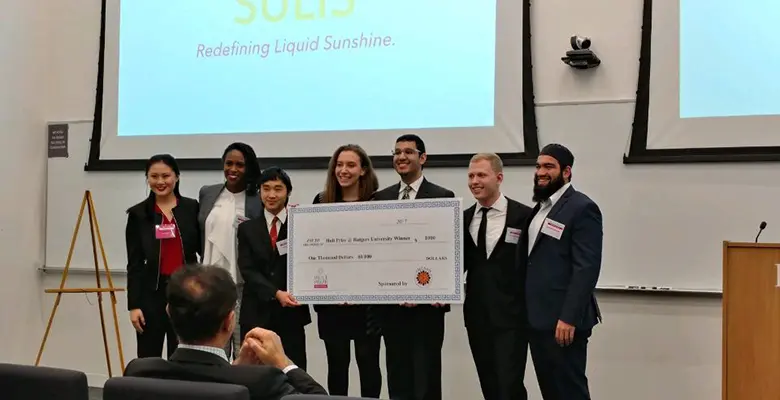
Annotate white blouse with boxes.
[202,189,246,283]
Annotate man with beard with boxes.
[518,143,602,400]
[372,133,454,400]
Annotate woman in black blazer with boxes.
[125,154,200,358]
[313,144,382,398]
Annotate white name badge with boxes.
[541,218,565,240]
[505,227,521,244]
[277,239,289,255]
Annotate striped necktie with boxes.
[401,185,412,199]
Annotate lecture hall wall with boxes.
[1,0,723,399]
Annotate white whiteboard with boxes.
[45,121,328,274]
[45,121,220,273]
[534,102,780,292]
[46,102,779,292]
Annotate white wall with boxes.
[0,0,48,363]
[8,0,725,399]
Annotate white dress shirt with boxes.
[528,183,571,254]
[265,207,288,234]
[177,344,229,362]
[397,175,425,200]
[469,194,508,258]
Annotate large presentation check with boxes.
[287,198,464,304]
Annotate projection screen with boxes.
[647,0,779,150]
[95,0,527,162]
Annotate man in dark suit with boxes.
[463,153,532,400]
[372,133,455,400]
[124,264,327,399]
[236,167,311,370]
[518,143,603,400]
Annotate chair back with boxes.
[103,376,250,400]
[0,363,88,400]
[282,395,370,400]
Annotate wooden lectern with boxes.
[722,242,780,399]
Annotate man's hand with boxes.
[275,290,299,307]
[233,339,260,365]
[400,303,417,307]
[432,303,445,307]
[245,328,293,370]
[555,320,576,346]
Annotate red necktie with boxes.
[270,216,279,249]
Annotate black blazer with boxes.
[124,347,327,399]
[311,192,376,340]
[517,186,603,331]
[125,195,200,311]
[236,213,312,330]
[371,178,456,326]
[463,196,532,329]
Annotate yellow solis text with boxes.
[235,0,355,25]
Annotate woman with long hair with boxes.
[125,154,200,358]
[313,144,382,398]
[198,142,263,360]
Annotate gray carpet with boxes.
[89,387,103,400]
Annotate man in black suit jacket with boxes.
[518,144,603,400]
[372,134,455,400]
[236,167,311,370]
[463,153,532,400]
[124,264,327,399]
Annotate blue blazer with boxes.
[517,186,603,331]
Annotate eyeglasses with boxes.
[391,149,420,156]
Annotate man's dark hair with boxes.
[259,166,293,205]
[395,133,426,154]
[166,265,237,343]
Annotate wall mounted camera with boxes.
[562,35,601,69]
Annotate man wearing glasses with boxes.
[371,133,455,400]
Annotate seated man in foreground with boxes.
[124,264,327,399]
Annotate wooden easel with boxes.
[35,190,126,376]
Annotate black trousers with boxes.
[528,328,592,400]
[322,335,382,397]
[465,323,528,400]
[136,277,178,358]
[383,312,445,400]
[241,323,308,371]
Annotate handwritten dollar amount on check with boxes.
[302,236,448,262]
